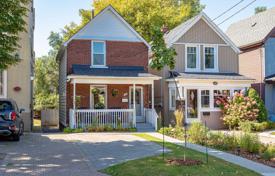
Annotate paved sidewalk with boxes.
[147,132,275,176]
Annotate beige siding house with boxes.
[1,1,35,131]
[152,12,254,129]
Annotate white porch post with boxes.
[73,80,76,110]
[151,82,154,110]
[133,84,136,127]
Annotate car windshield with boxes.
[0,101,13,112]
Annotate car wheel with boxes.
[19,122,24,136]
[12,134,20,141]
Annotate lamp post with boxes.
[169,71,187,161]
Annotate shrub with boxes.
[247,88,268,122]
[260,145,275,160]
[239,121,255,132]
[159,126,184,140]
[207,132,238,151]
[239,133,261,153]
[188,122,208,145]
[174,110,184,128]
[220,93,259,129]
[63,127,84,133]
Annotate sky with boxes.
[34,0,275,57]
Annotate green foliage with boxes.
[239,133,261,153]
[174,110,184,128]
[159,126,184,140]
[63,127,84,133]
[149,27,177,70]
[247,88,268,122]
[221,93,259,129]
[188,122,208,145]
[239,121,255,133]
[207,132,238,151]
[255,6,267,14]
[260,145,275,160]
[0,0,30,69]
[34,32,61,111]
[239,121,272,132]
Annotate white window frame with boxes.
[0,70,7,98]
[90,85,107,109]
[201,90,210,108]
[91,41,106,68]
[185,44,200,72]
[169,88,176,110]
[203,45,218,72]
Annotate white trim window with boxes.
[185,45,200,71]
[213,89,230,108]
[91,41,106,67]
[201,90,210,108]
[0,71,7,98]
[204,45,218,72]
[169,88,177,110]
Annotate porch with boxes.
[67,72,160,130]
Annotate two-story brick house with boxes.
[152,12,254,129]
[227,7,275,120]
[57,6,160,130]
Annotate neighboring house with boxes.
[57,5,160,130]
[151,13,254,129]
[1,1,35,131]
[226,7,275,119]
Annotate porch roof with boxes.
[68,65,160,84]
[167,72,255,81]
[72,64,148,77]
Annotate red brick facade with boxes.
[67,40,148,74]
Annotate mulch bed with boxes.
[166,158,203,166]
[231,150,275,168]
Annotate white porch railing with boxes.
[69,109,135,129]
[144,108,159,131]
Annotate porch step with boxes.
[136,123,155,132]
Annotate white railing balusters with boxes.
[69,109,135,129]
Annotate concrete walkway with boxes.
[147,132,275,176]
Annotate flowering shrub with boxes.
[219,92,259,129]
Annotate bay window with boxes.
[213,90,230,108]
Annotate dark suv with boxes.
[0,99,24,141]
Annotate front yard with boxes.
[102,134,259,176]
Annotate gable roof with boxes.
[164,12,240,53]
[63,5,150,48]
[226,7,275,48]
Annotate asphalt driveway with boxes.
[0,133,164,176]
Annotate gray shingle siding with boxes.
[58,49,67,127]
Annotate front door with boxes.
[129,87,144,122]
[186,89,198,122]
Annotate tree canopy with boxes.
[255,6,267,14]
[61,0,204,70]
[34,32,61,111]
[0,0,30,69]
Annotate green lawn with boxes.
[101,134,259,176]
[271,132,275,135]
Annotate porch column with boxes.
[73,80,76,110]
[151,82,154,110]
[133,84,136,127]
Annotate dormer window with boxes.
[204,45,218,72]
[185,44,200,71]
[91,41,106,67]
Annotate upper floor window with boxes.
[204,45,217,71]
[92,41,106,67]
[185,45,199,71]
